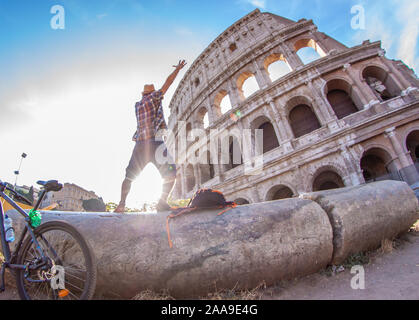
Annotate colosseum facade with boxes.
[166,9,419,204]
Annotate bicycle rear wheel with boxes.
[16,221,97,300]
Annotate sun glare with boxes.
[126,163,163,211]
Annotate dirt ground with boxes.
[262,231,419,300]
[1,231,418,301]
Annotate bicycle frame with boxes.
[0,187,48,272]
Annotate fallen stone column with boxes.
[303,180,419,265]
[5,180,418,299]
[7,198,333,299]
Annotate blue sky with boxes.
[0,0,418,208]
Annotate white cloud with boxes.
[96,13,108,19]
[174,27,194,37]
[395,1,419,71]
[351,0,419,74]
[0,33,202,206]
[245,0,266,9]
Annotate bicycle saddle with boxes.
[37,180,63,192]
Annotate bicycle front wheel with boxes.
[16,221,97,300]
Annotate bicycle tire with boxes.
[15,221,97,300]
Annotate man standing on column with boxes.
[115,60,187,213]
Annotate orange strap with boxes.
[166,207,196,248]
[217,203,237,216]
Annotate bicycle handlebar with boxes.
[0,181,18,196]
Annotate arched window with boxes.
[362,66,401,101]
[312,170,345,191]
[234,198,250,205]
[250,116,280,155]
[289,104,321,138]
[264,53,291,82]
[203,113,209,129]
[237,72,259,99]
[326,79,360,119]
[229,136,243,170]
[266,185,294,201]
[258,122,280,153]
[360,148,397,182]
[186,122,192,139]
[215,90,232,115]
[406,130,419,163]
[294,39,326,64]
[197,107,209,129]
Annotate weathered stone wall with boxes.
[165,9,419,203]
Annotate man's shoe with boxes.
[156,201,171,212]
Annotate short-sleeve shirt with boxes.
[132,89,168,141]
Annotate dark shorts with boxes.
[125,140,177,182]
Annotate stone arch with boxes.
[196,106,210,129]
[360,147,398,182]
[362,65,402,101]
[287,96,321,138]
[325,78,361,119]
[236,71,260,99]
[265,184,295,201]
[250,115,280,154]
[186,122,193,141]
[263,52,291,82]
[214,90,233,115]
[224,135,243,171]
[185,164,195,192]
[294,38,327,64]
[405,130,419,163]
[234,197,250,205]
[199,151,215,184]
[219,126,243,169]
[312,167,345,192]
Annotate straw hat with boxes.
[142,84,156,95]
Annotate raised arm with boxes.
[160,60,187,95]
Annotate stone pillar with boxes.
[380,56,411,90]
[278,109,295,141]
[180,166,187,197]
[344,64,380,109]
[280,42,304,70]
[265,99,293,152]
[342,64,368,107]
[228,80,242,109]
[237,117,253,164]
[266,100,285,140]
[385,127,419,185]
[305,81,333,127]
[340,145,365,186]
[252,60,271,89]
[263,104,283,144]
[193,164,201,189]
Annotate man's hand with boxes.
[161,59,187,94]
[173,60,187,71]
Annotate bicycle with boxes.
[0,179,97,300]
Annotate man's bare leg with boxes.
[156,177,176,211]
[115,178,132,213]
